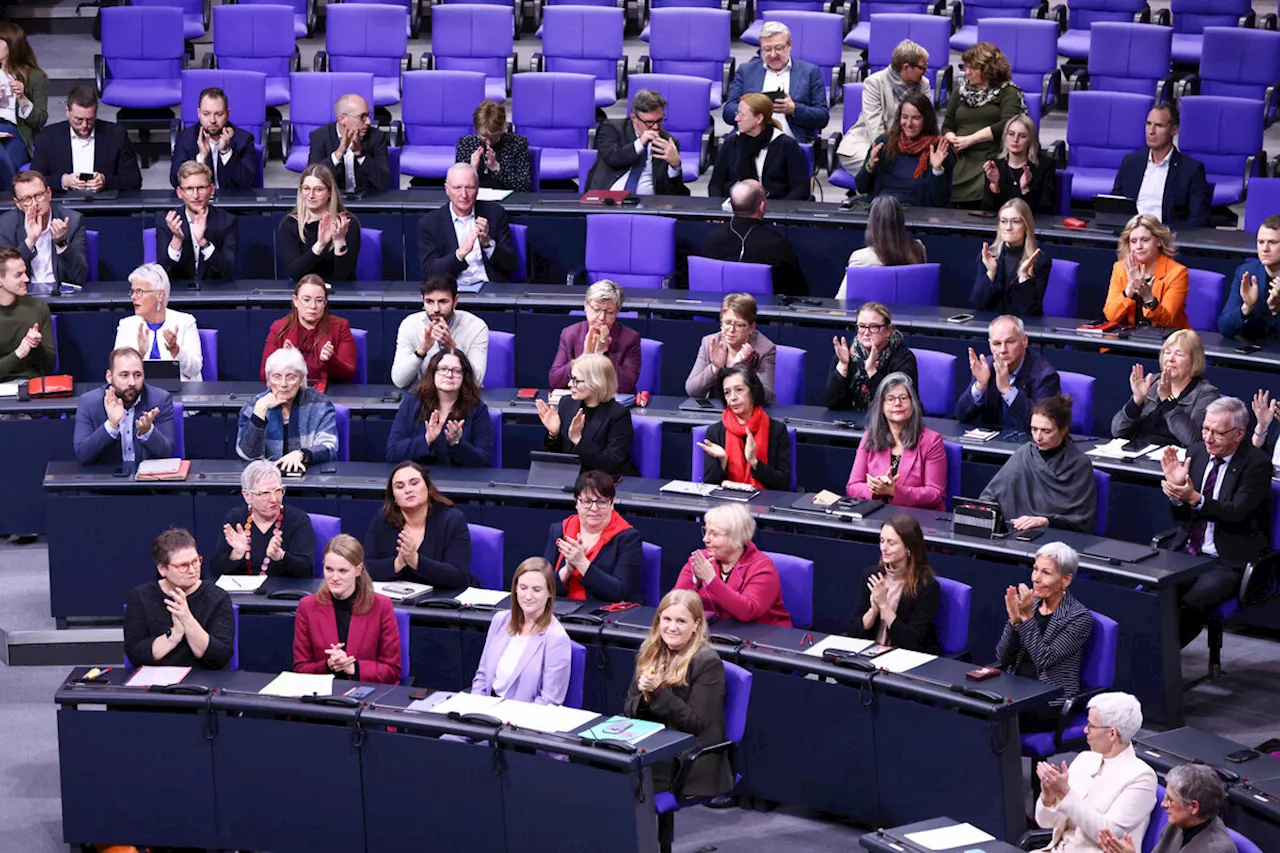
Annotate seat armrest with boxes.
[313,51,328,72]
[1050,2,1066,35]
[1151,526,1180,548]
[639,54,651,74]
[670,739,737,798]
[282,120,294,162]
[1154,7,1169,27]
[401,52,412,73]
[1049,140,1065,170]
[1032,0,1047,19]
[291,47,302,73]
[410,0,422,38]
[1135,3,1150,24]
[935,65,953,108]
[169,118,182,156]
[1066,67,1088,94]
[94,55,107,99]
[1040,70,1056,113]
[1018,829,1053,851]
[722,59,735,105]
[1245,152,1264,199]
[1241,10,1256,28]
[566,266,586,286]
[391,119,403,150]
[532,52,545,73]
[948,0,962,34]
[1266,85,1277,127]
[1176,74,1200,101]
[202,0,212,30]
[532,0,543,31]
[1241,551,1280,606]
[844,0,856,32]
[699,128,712,176]
[1265,13,1278,31]
[506,55,516,96]
[421,51,434,70]
[1053,686,1103,750]
[827,130,842,178]
[201,52,216,69]
[829,66,844,107]
[736,0,752,37]
[616,58,628,102]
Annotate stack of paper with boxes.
[1147,445,1185,462]
[873,648,936,673]
[1087,438,1157,459]
[372,581,432,601]
[125,665,191,687]
[0,382,19,398]
[216,575,269,593]
[961,428,999,442]
[493,700,599,734]
[903,822,995,850]
[659,480,717,497]
[259,671,334,697]
[802,635,874,658]
[427,692,503,717]
[454,588,510,607]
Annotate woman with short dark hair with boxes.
[847,514,941,653]
[542,470,642,602]
[454,99,532,193]
[697,364,791,489]
[362,461,474,588]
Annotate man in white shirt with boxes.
[307,93,391,194]
[169,86,259,190]
[1111,103,1211,229]
[723,21,830,145]
[416,163,518,284]
[391,275,491,388]
[0,170,88,289]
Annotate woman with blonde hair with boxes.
[1112,329,1217,447]
[538,352,637,476]
[1103,214,1189,329]
[982,113,1055,214]
[709,92,810,200]
[278,163,362,282]
[470,557,572,703]
[971,198,1052,316]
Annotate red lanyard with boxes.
[245,512,284,575]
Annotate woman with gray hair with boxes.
[548,280,643,394]
[674,502,792,625]
[1033,691,1158,853]
[112,263,204,382]
[837,39,932,177]
[208,460,317,578]
[1100,763,1233,853]
[846,372,946,510]
[236,347,338,474]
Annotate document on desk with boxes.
[803,635,874,658]
[454,587,511,607]
[259,671,334,697]
[125,665,192,687]
[426,692,503,717]
[581,715,665,744]
[476,188,513,202]
[216,575,269,593]
[493,699,600,734]
[372,581,433,601]
[903,822,995,850]
[1087,438,1157,459]
[0,382,19,398]
[872,648,936,673]
[1146,445,1185,463]
[659,480,718,497]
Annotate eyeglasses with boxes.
[1201,426,1243,439]
[576,497,611,509]
[586,302,619,318]
[1082,722,1113,733]
[856,323,886,333]
[268,373,303,385]
[998,217,1024,227]
[435,366,463,377]
[13,190,47,207]
[168,557,202,572]
[341,111,371,123]
[721,320,750,331]
[761,44,789,55]
[296,296,327,307]
[129,288,159,298]
[883,394,912,405]
[247,487,286,498]
[301,186,330,196]
[702,527,728,540]
[180,184,213,194]
[634,114,664,129]
[568,375,585,387]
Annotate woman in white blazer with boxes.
[112,263,203,382]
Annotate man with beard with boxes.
[157,160,238,282]
[391,274,490,388]
[169,87,259,190]
[73,346,176,464]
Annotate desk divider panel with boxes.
[2,417,74,536]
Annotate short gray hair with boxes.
[1166,763,1226,820]
[1035,541,1079,577]
[759,20,791,42]
[446,162,478,185]
[704,503,756,550]
[991,314,1025,337]
[1205,396,1247,431]
[585,279,624,308]
[241,459,282,493]
[130,263,171,301]
[631,89,667,115]
[264,347,308,380]
[1087,692,1143,743]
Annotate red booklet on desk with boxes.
[580,190,629,205]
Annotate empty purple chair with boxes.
[577,148,597,189]
[97,7,184,111]
[345,0,421,37]
[585,214,676,288]
[1184,268,1226,332]
[631,412,662,478]
[1055,0,1149,61]
[1019,611,1116,760]
[626,73,714,181]
[170,400,185,458]
[309,514,341,575]
[129,0,209,42]
[1179,96,1266,207]
[397,71,487,180]
[692,424,798,487]
[487,331,515,387]
[934,576,971,657]
[468,524,504,589]
[211,5,299,109]
[978,18,1059,124]
[828,81,864,190]
[638,338,663,396]
[766,10,846,106]
[907,348,954,417]
[425,5,516,103]
[861,13,952,108]
[1058,370,1094,435]
[688,257,773,295]
[565,640,586,708]
[773,346,805,407]
[638,8,733,111]
[741,0,825,47]
[1043,259,1079,317]
[1195,27,1280,123]
[841,263,940,304]
[536,7,626,108]
[1244,177,1280,234]
[1058,91,1151,201]
[317,4,409,108]
[640,542,661,606]
[762,551,813,628]
[356,229,383,281]
[512,72,595,181]
[1227,829,1266,853]
[173,69,267,187]
[844,0,935,51]
[949,0,1039,52]
[1077,23,1173,103]
[639,0,720,42]
[198,328,218,381]
[231,0,315,39]
[283,71,375,173]
[1161,0,1254,65]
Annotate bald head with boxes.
[335,93,371,142]
[730,180,766,218]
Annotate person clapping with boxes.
[279,164,361,283]
[826,302,918,412]
[362,461,474,589]
[235,348,338,474]
[386,348,493,467]
[209,460,316,578]
[698,364,791,490]
[539,353,637,477]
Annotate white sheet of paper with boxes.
[873,648,936,674]
[372,581,433,601]
[125,665,191,687]
[405,696,442,713]
[135,458,183,476]
[0,382,19,398]
[659,480,717,497]
[1147,444,1185,462]
[903,822,995,851]
[493,699,600,733]
[216,575,268,592]
[427,692,503,717]
[258,671,334,697]
[802,635,874,657]
[454,588,511,607]
[1087,438,1156,459]
[476,188,513,202]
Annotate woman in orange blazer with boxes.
[293,533,402,684]
[1103,214,1189,329]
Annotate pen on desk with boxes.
[801,633,813,648]
[84,667,101,680]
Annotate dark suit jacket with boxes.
[293,592,402,684]
[847,566,942,654]
[170,124,259,190]
[72,383,175,464]
[703,417,791,490]
[699,216,808,296]
[417,200,519,282]
[308,123,391,194]
[1169,442,1272,568]
[30,120,142,193]
[585,118,689,196]
[156,205,238,281]
[723,57,830,144]
[0,204,88,285]
[543,396,638,477]
[709,131,810,200]
[548,319,643,394]
[954,349,1061,430]
[362,506,475,588]
[970,247,1053,317]
[1112,148,1212,229]
[543,521,642,602]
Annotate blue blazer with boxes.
[954,349,1061,431]
[1111,148,1212,229]
[155,205,238,282]
[169,124,259,190]
[1218,258,1280,340]
[723,57,829,145]
[385,396,494,467]
[362,506,475,589]
[73,383,175,464]
[471,610,572,705]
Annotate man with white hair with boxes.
[112,263,203,382]
[724,21,829,144]
[417,163,518,285]
[308,93,390,194]
[955,314,1060,429]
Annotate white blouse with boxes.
[491,634,530,697]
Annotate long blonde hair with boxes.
[990,198,1038,266]
[290,163,346,240]
[634,589,709,690]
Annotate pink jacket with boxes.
[846,427,947,512]
[675,543,792,626]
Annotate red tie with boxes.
[1185,456,1223,555]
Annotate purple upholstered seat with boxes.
[97,6,184,110]
[211,4,299,109]
[425,5,516,103]
[397,71,487,180]
[283,72,375,173]
[511,72,595,181]
[537,6,626,108]
[317,4,409,108]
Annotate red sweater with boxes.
[261,315,358,386]
[675,542,792,626]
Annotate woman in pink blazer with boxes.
[846,371,947,511]
[471,557,572,704]
[293,534,402,684]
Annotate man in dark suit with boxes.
[158,161,238,282]
[699,179,806,295]
[1159,396,1272,647]
[723,21,830,145]
[1111,102,1212,229]
[955,315,1060,430]
[73,347,176,465]
[29,85,142,194]
[308,93,390,194]
[169,86,259,191]
[417,163,518,284]
[0,170,88,289]
[585,88,689,196]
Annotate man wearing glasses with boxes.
[724,21,829,145]
[584,89,688,196]
[112,263,204,382]
[157,161,238,282]
[30,85,141,194]
[0,169,87,289]
[73,346,175,464]
[837,39,932,177]
[169,86,259,191]
[309,93,390,194]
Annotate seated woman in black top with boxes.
[209,460,316,578]
[363,461,475,588]
[709,93,810,201]
[971,198,1052,316]
[537,353,637,476]
[278,164,362,282]
[698,364,791,489]
[1112,329,1218,448]
[981,114,1056,215]
[124,528,235,669]
[827,301,919,411]
[455,99,533,193]
[854,91,954,208]
[544,470,642,602]
[386,348,493,466]
[847,514,941,654]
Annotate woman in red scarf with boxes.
[696,364,792,490]
[853,91,954,208]
[260,274,358,389]
[542,470,642,602]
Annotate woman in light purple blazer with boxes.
[471,557,572,705]
[846,371,947,511]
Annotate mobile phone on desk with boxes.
[1224,748,1259,763]
[947,313,975,324]
[966,666,1000,681]
[1015,528,1045,542]
[344,686,375,700]
[1235,344,1262,354]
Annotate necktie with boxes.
[210,148,219,189]
[1185,455,1223,555]
[623,148,646,194]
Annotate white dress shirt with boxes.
[1192,449,1234,558]
[608,138,681,195]
[195,142,234,189]
[762,61,794,138]
[390,308,491,388]
[70,128,95,177]
[0,69,33,127]
[450,205,496,286]
[29,220,57,285]
[1136,149,1171,221]
[330,125,366,194]
[165,210,217,270]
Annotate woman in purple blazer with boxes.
[470,557,572,705]
[846,371,947,511]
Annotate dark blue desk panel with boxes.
[0,416,75,536]
[861,817,1025,853]
[1231,778,1280,853]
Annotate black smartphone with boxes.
[77,172,93,182]
[1015,529,1045,542]
[112,466,129,478]
[1235,344,1262,354]
[1224,748,1259,763]
[762,89,786,101]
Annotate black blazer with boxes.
[954,349,1061,430]
[417,200,519,281]
[170,124,259,190]
[308,123,391,194]
[1169,442,1272,568]
[30,120,142,193]
[825,343,919,411]
[543,521,642,602]
[709,131,809,200]
[981,158,1056,215]
[702,416,791,490]
[847,566,942,655]
[970,247,1052,317]
[0,203,89,285]
[543,396,638,477]
[585,118,689,196]
[1112,148,1212,229]
[699,216,808,296]
[156,205,238,282]
[278,213,362,282]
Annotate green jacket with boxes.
[10,67,48,158]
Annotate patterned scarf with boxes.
[849,331,904,410]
